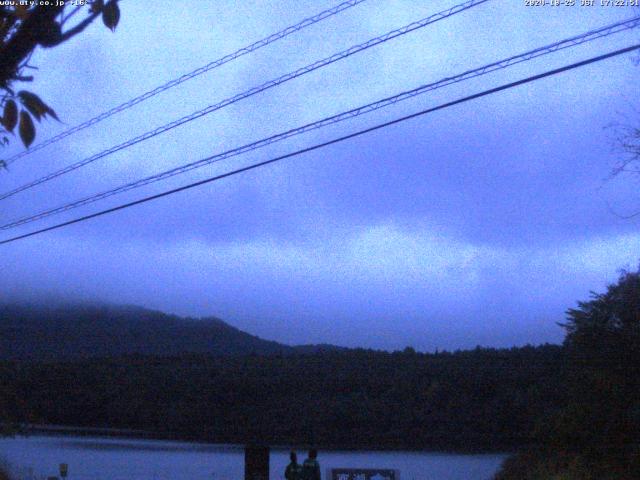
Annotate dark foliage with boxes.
[496,268,640,479]
[0,2,120,152]
[0,344,563,451]
[495,448,640,480]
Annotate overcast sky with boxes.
[1,0,640,351]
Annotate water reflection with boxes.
[0,436,507,480]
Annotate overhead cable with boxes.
[2,43,638,246]
[0,0,490,201]
[2,0,368,166]
[2,16,638,230]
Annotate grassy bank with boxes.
[0,464,11,480]
[495,448,640,480]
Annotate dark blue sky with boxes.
[2,0,640,351]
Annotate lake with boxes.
[0,435,507,480]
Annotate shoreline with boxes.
[15,425,516,456]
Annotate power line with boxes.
[0,0,489,201]
[2,43,638,246]
[2,16,638,231]
[2,0,368,166]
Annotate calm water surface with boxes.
[0,436,507,480]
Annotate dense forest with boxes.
[0,344,563,451]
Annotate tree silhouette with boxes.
[0,1,120,158]
[563,267,640,358]
[498,268,640,479]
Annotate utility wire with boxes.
[2,0,368,166]
[2,16,638,231]
[0,0,489,201]
[1,43,638,246]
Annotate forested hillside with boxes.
[0,344,563,451]
[0,304,341,360]
[2,269,637,475]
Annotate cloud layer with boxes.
[1,0,639,350]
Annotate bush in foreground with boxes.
[496,448,640,480]
[496,268,640,479]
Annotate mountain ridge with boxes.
[0,302,346,360]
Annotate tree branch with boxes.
[0,5,64,86]
[60,5,82,27]
[56,9,102,45]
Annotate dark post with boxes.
[245,444,270,480]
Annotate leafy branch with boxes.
[0,1,121,154]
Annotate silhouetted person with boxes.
[302,449,321,480]
[285,451,302,480]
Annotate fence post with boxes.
[245,444,269,480]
